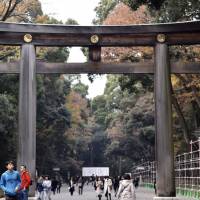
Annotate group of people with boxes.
[94,174,137,200]
[66,174,139,200]
[67,176,84,196]
[36,175,62,200]
[0,161,31,200]
[37,175,84,199]
[0,161,140,200]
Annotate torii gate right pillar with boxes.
[154,39,178,200]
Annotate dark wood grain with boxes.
[89,47,101,62]
[154,43,175,197]
[1,61,200,74]
[0,21,200,46]
[18,44,36,196]
[0,21,200,34]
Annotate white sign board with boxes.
[52,168,60,171]
[136,167,145,170]
[82,167,109,177]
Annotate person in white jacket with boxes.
[42,176,52,200]
[117,174,136,200]
[104,177,113,200]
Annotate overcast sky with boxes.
[40,0,100,25]
[40,0,107,99]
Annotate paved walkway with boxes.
[51,185,153,200]
[51,185,197,200]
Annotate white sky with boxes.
[67,47,107,99]
[40,0,107,99]
[40,0,100,25]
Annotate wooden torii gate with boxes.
[1,21,200,199]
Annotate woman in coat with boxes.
[96,177,104,200]
[117,174,136,200]
[104,177,113,200]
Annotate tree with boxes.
[93,0,117,24]
[72,81,89,98]
[0,0,42,22]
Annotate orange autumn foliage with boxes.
[102,3,153,63]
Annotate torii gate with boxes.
[1,21,200,199]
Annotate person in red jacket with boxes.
[19,165,31,200]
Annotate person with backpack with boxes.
[18,165,31,200]
[117,174,136,200]
[0,161,21,200]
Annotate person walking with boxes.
[113,177,120,196]
[117,174,136,200]
[96,177,104,200]
[77,177,84,195]
[42,176,51,200]
[153,178,156,194]
[36,176,44,200]
[0,161,21,200]
[51,178,58,195]
[18,165,31,200]
[104,177,112,200]
[56,180,62,193]
[68,177,75,196]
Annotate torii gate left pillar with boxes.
[17,44,36,196]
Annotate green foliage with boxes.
[94,0,200,24]
[118,75,153,94]
[36,75,72,174]
[152,0,200,22]
[72,81,89,98]
[42,47,69,63]
[90,74,155,175]
[0,93,17,173]
[93,0,118,24]
[65,18,79,25]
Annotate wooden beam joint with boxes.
[89,46,101,62]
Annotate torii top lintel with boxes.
[0,21,200,46]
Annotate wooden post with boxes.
[154,42,175,197]
[89,46,101,62]
[18,44,36,196]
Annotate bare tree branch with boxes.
[1,0,13,21]
[1,0,22,21]
[1,1,7,17]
